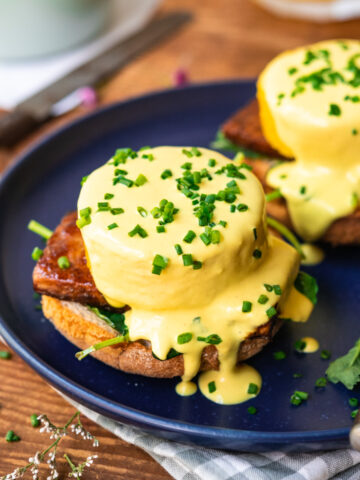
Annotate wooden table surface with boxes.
[1,0,360,478]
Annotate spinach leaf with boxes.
[326,339,360,390]
[294,271,318,305]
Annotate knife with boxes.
[0,11,191,147]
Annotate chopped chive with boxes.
[157,225,166,233]
[80,175,88,186]
[197,334,222,345]
[0,350,12,360]
[30,414,40,428]
[111,208,124,215]
[299,185,307,195]
[108,223,119,231]
[273,351,286,360]
[230,205,236,213]
[208,381,216,393]
[135,174,148,186]
[352,409,359,419]
[266,217,305,259]
[114,168,128,176]
[161,169,173,179]
[28,220,53,240]
[253,249,262,259]
[321,349,331,360]
[293,373,303,378]
[349,398,359,408]
[242,301,252,313]
[258,294,269,305]
[273,285,282,295]
[193,260,202,270]
[247,383,259,395]
[329,103,341,116]
[97,202,110,211]
[152,265,162,275]
[200,233,211,246]
[181,161,192,170]
[191,147,202,157]
[31,247,43,261]
[290,391,308,406]
[264,284,273,292]
[208,158,216,167]
[183,230,196,243]
[114,176,133,188]
[182,148,193,158]
[104,193,114,200]
[177,332,193,344]
[137,206,148,217]
[352,128,358,136]
[315,377,327,388]
[247,406,257,415]
[128,224,148,237]
[288,67,298,75]
[295,340,306,352]
[142,153,154,161]
[152,254,169,269]
[219,220,227,228]
[237,203,248,212]
[266,306,277,318]
[57,256,70,269]
[76,215,91,229]
[5,430,20,442]
[182,254,193,266]
[80,207,92,218]
[211,230,221,244]
[253,228,257,240]
[76,335,127,360]
[174,244,183,255]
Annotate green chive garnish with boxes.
[253,249,262,259]
[247,406,257,415]
[349,398,359,408]
[30,414,40,428]
[211,230,220,244]
[161,169,173,180]
[200,232,211,246]
[108,223,119,231]
[0,350,12,360]
[183,230,196,243]
[242,301,252,313]
[329,103,341,116]
[157,225,166,233]
[299,185,307,195]
[290,391,308,406]
[253,228,257,240]
[219,220,227,228]
[193,260,202,270]
[273,351,286,360]
[128,224,148,237]
[295,340,306,352]
[321,349,331,360]
[208,158,216,167]
[230,205,236,213]
[265,189,283,202]
[197,334,222,345]
[208,381,216,393]
[28,220,53,240]
[264,284,273,292]
[182,254,193,266]
[237,203,248,212]
[247,383,259,395]
[177,332,193,344]
[174,244,183,255]
[97,202,110,211]
[315,377,327,388]
[76,216,91,229]
[111,208,124,215]
[266,306,277,318]
[104,193,114,200]
[135,174,148,186]
[258,294,268,305]
[57,256,70,269]
[31,247,43,261]
[137,206,147,217]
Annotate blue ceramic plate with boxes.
[0,81,359,451]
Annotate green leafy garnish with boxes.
[210,131,263,158]
[326,339,360,390]
[294,271,318,305]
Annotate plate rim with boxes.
[0,80,350,445]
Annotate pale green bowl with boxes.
[0,0,111,60]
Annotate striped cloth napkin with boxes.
[66,397,360,480]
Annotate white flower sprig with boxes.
[1,411,99,480]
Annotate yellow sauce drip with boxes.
[199,363,262,405]
[78,146,312,404]
[258,39,360,241]
[279,287,314,323]
[301,244,324,266]
[176,381,197,397]
[301,336,319,353]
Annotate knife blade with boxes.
[0,11,191,147]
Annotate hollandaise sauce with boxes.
[258,39,360,241]
[77,146,311,404]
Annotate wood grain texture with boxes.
[1,0,360,477]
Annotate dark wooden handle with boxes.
[0,110,40,147]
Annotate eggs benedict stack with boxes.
[33,146,315,404]
[221,39,360,245]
